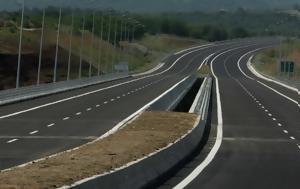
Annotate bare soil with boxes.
[0,111,198,189]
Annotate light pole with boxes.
[16,0,25,88]
[89,12,95,78]
[53,6,62,83]
[112,17,118,73]
[67,9,74,81]
[37,7,45,85]
[98,12,104,76]
[79,14,86,79]
[107,11,112,74]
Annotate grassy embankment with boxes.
[253,39,300,82]
[0,22,204,89]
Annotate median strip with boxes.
[0,111,198,189]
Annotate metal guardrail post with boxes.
[16,0,25,89]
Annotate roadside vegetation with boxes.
[253,39,300,82]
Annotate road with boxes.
[0,40,248,170]
[1,38,299,189]
[160,41,300,189]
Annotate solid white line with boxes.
[235,50,298,105]
[248,56,298,92]
[0,45,211,120]
[29,130,39,135]
[7,139,18,144]
[256,80,298,105]
[198,53,215,70]
[174,50,226,189]
[47,123,55,127]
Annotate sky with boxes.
[0,0,298,12]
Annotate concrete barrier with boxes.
[68,76,213,189]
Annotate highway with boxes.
[1,38,299,189]
[0,40,246,170]
[160,41,300,189]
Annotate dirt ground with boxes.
[0,111,198,189]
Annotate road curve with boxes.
[0,40,254,170]
[160,41,300,189]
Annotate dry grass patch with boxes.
[0,111,198,189]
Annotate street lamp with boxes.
[16,0,25,88]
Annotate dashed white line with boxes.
[290,136,296,140]
[63,117,70,121]
[265,109,269,112]
[297,144,300,150]
[283,130,289,134]
[47,123,55,127]
[268,113,272,117]
[29,130,39,135]
[110,99,115,102]
[117,96,121,99]
[122,94,126,97]
[76,112,82,116]
[272,118,276,121]
[104,101,108,104]
[7,139,18,144]
[96,104,100,108]
[86,108,92,111]
[278,123,282,127]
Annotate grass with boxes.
[0,25,205,89]
[197,65,211,77]
[253,39,300,81]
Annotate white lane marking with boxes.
[198,53,215,70]
[248,56,298,92]
[96,104,100,108]
[47,123,55,127]
[237,53,254,80]
[278,123,282,127]
[268,113,272,117]
[104,101,108,104]
[256,80,298,105]
[7,139,18,144]
[86,108,92,111]
[174,50,226,189]
[117,96,120,99]
[122,94,126,97]
[272,118,277,121]
[297,144,300,150]
[283,130,289,134]
[76,112,82,116]
[0,45,212,120]
[127,92,131,95]
[290,136,296,140]
[110,99,115,102]
[265,109,269,112]
[63,117,70,121]
[174,43,213,55]
[29,130,39,135]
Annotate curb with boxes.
[65,76,212,189]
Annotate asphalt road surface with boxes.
[0,40,250,170]
[159,40,300,189]
[1,39,299,189]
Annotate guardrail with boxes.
[69,76,213,189]
[0,73,129,106]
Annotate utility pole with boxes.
[16,0,25,88]
[67,10,74,81]
[53,7,62,83]
[89,12,95,78]
[37,7,45,85]
[79,14,86,79]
